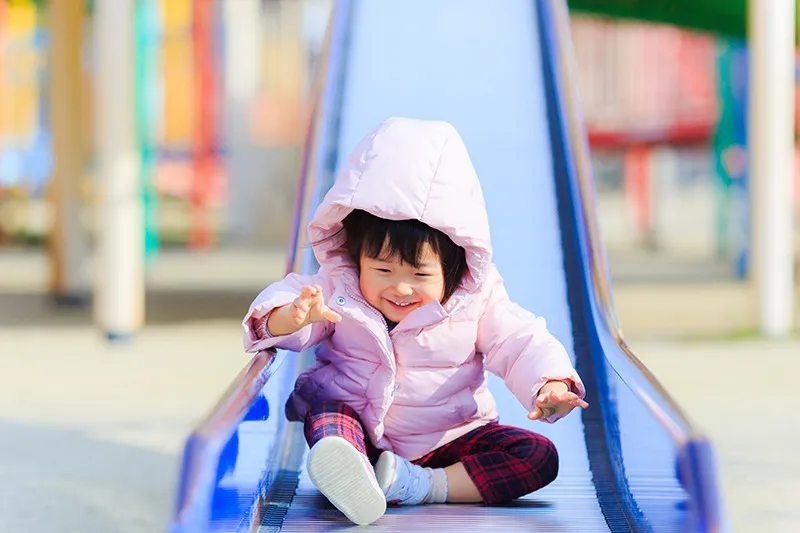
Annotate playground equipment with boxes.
[169,1,726,531]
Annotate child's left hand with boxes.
[528,381,589,421]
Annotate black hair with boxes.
[340,209,468,303]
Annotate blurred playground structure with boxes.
[0,0,797,337]
[0,3,797,532]
[0,0,327,249]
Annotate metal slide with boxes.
[168,1,726,532]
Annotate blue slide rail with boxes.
[167,2,726,532]
[540,2,725,531]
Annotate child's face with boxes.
[358,242,445,323]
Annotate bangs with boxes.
[360,216,441,268]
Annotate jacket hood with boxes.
[308,117,492,295]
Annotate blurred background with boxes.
[0,1,797,532]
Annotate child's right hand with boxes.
[288,285,342,328]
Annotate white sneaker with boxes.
[306,436,387,525]
[374,450,431,505]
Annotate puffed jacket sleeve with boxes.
[476,269,586,423]
[242,270,335,353]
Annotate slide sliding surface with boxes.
[168,1,726,532]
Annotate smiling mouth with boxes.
[386,299,418,308]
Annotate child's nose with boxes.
[393,283,413,296]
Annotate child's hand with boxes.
[290,285,342,328]
[527,381,589,421]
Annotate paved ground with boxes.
[632,338,800,533]
[0,321,249,533]
[0,249,798,532]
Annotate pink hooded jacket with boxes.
[243,117,585,461]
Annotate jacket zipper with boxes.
[343,285,397,412]
[344,285,390,333]
[342,284,395,368]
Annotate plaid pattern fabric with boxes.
[414,422,559,504]
[304,402,558,504]
[303,401,382,464]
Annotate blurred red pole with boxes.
[189,0,216,249]
[624,145,652,246]
[0,0,7,244]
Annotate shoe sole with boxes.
[307,437,387,525]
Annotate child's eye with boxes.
[375,268,391,273]
[415,273,430,277]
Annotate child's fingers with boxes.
[300,286,315,299]
[291,296,311,322]
[294,298,310,313]
[300,285,327,305]
[297,286,322,307]
[560,393,589,409]
[321,306,342,323]
[537,390,558,405]
[306,285,321,300]
[535,391,589,416]
[542,391,585,405]
[528,406,555,421]
[536,395,547,407]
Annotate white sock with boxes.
[423,467,449,503]
[378,451,450,506]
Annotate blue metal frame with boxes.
[541,1,726,531]
[537,3,649,529]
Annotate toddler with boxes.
[243,117,588,525]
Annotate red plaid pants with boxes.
[303,401,559,504]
